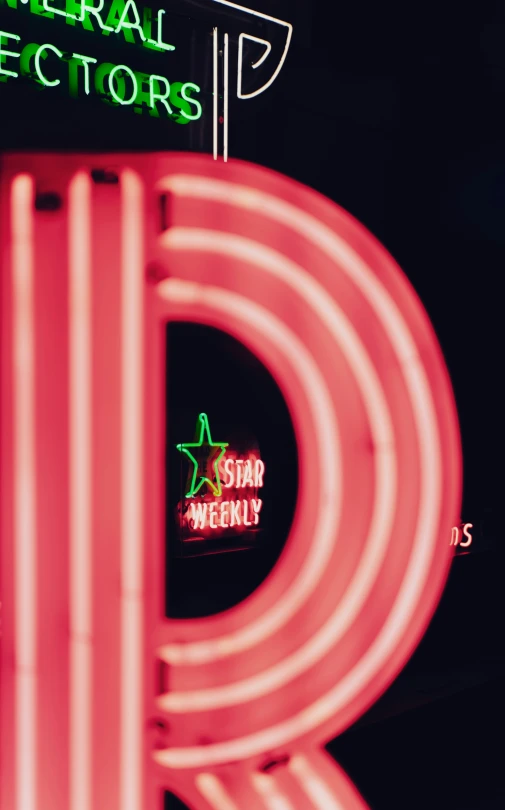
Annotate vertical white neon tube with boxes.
[120,169,144,810]
[68,171,93,810]
[12,173,37,810]
[223,32,229,162]
[213,27,219,160]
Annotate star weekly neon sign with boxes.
[176,414,265,537]
[0,152,461,810]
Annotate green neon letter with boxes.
[108,63,137,104]
[180,82,202,121]
[149,74,173,115]
[34,43,62,87]
[80,0,113,31]
[0,31,20,79]
[71,52,97,94]
[43,0,76,18]
[146,10,175,52]
[115,0,145,41]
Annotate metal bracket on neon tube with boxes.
[211,1,293,161]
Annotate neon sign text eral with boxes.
[1,0,175,52]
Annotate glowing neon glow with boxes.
[186,498,262,531]
[0,153,460,810]
[159,223,394,669]
[212,27,218,160]
[222,457,265,488]
[178,442,265,541]
[12,173,37,810]
[196,773,240,810]
[223,32,229,163]
[119,169,144,810]
[180,82,202,121]
[0,4,196,126]
[114,0,146,42]
[251,772,295,810]
[239,34,272,71]
[68,171,93,810]
[25,0,176,49]
[149,158,459,793]
[288,755,344,810]
[460,522,473,548]
[72,53,97,94]
[0,30,21,78]
[34,43,63,87]
[108,63,137,104]
[212,0,293,99]
[176,413,229,498]
[450,522,473,548]
[78,0,114,31]
[145,10,174,52]
[149,74,172,114]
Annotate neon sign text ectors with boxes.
[0,0,202,122]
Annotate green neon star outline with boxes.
[176,413,229,498]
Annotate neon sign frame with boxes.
[0,152,461,810]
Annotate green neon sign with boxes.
[176,414,229,499]
[0,0,203,124]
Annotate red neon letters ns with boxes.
[0,153,461,810]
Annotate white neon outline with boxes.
[12,173,37,810]
[152,175,444,768]
[240,34,272,70]
[157,232,396,713]
[196,773,240,810]
[223,33,229,163]
[119,170,144,810]
[156,227,395,670]
[68,171,93,810]
[211,0,293,99]
[289,756,346,810]
[212,28,218,161]
[238,33,273,99]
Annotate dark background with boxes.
[2,1,504,807]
